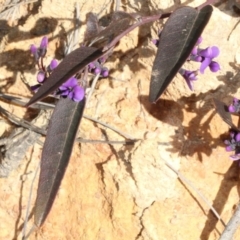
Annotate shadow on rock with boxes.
[139,81,239,161]
[200,161,240,239]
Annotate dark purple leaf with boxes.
[34,97,86,227]
[26,47,103,106]
[149,5,213,103]
[89,14,134,48]
[213,98,240,131]
[84,13,100,41]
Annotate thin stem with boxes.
[103,13,170,51]
[86,73,100,106]
[0,106,46,135]
[0,93,54,109]
[22,162,40,240]
[219,201,240,240]
[115,0,120,11]
[7,0,37,7]
[76,138,137,144]
[83,114,136,140]
[40,56,44,71]
[0,95,137,140]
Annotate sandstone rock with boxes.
[0,1,240,240]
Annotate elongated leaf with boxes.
[213,98,240,131]
[84,13,100,41]
[149,5,213,103]
[89,14,134,48]
[27,47,103,106]
[34,97,86,227]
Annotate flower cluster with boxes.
[30,37,84,102]
[224,130,240,161]
[30,37,50,90]
[30,37,109,102]
[178,69,198,91]
[182,36,220,90]
[57,77,84,102]
[152,36,220,90]
[228,98,240,113]
[88,57,109,77]
[225,131,240,151]
[224,98,240,162]
[190,42,220,74]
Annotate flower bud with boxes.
[39,36,48,57]
[49,59,58,71]
[101,67,109,77]
[196,36,203,45]
[94,67,101,75]
[228,105,236,113]
[209,61,220,72]
[37,71,46,83]
[235,133,240,142]
[30,44,39,61]
[40,36,48,49]
[88,62,95,70]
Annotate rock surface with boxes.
[0,0,240,239]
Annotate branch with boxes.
[219,201,240,240]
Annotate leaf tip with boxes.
[26,96,37,107]
[149,94,157,103]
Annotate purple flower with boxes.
[228,98,240,113]
[179,68,198,91]
[236,133,240,142]
[30,44,39,61]
[225,139,236,152]
[39,36,48,57]
[191,37,203,55]
[88,60,109,78]
[226,130,240,163]
[189,38,220,74]
[196,36,203,46]
[152,39,159,47]
[101,67,109,77]
[94,66,101,75]
[37,70,46,83]
[30,83,41,92]
[30,36,49,61]
[30,44,37,55]
[88,62,96,70]
[197,46,220,74]
[224,131,240,152]
[191,47,198,56]
[229,153,240,161]
[152,30,163,47]
[40,36,48,49]
[99,56,107,64]
[225,130,240,163]
[58,77,84,102]
[48,59,58,71]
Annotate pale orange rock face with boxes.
[0,0,240,240]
